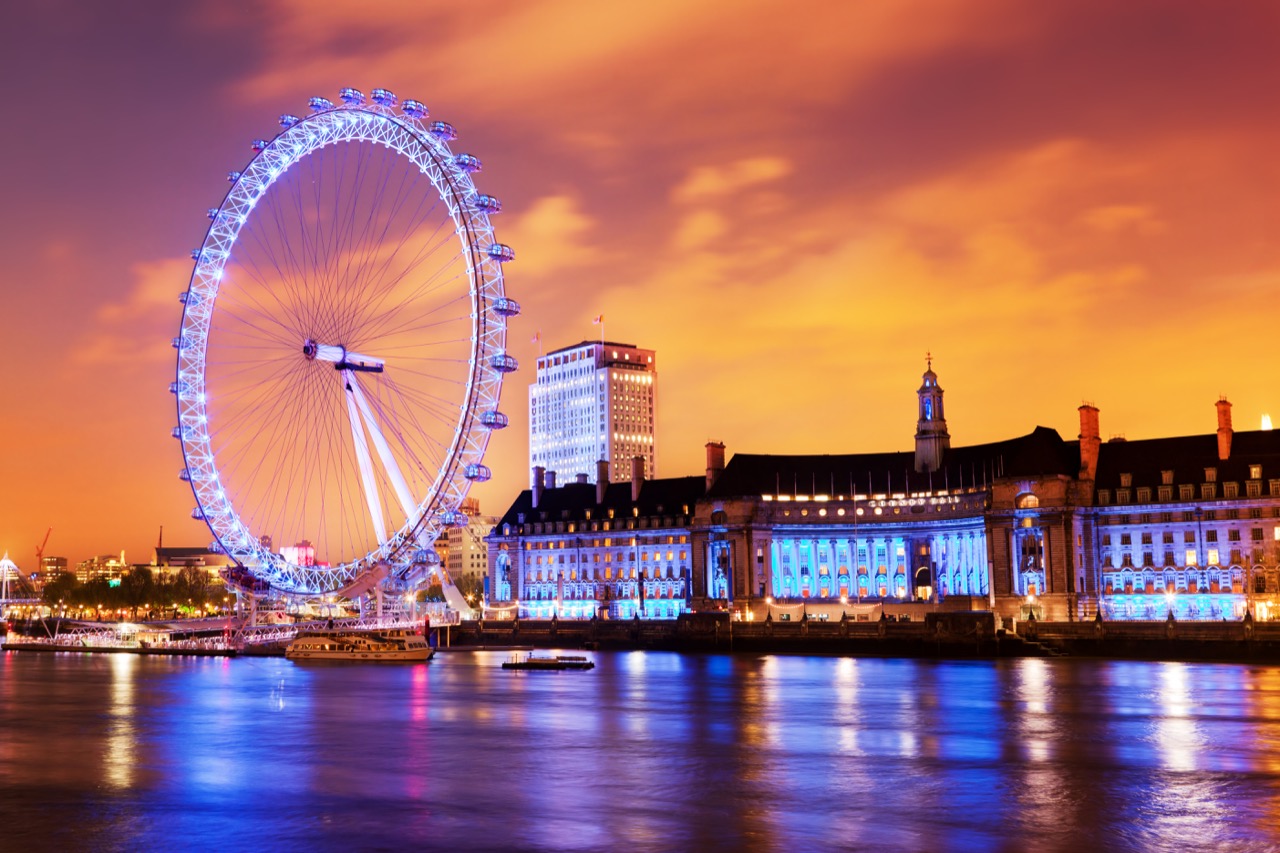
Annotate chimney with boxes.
[596,459,609,504]
[706,441,726,492]
[1078,404,1101,481]
[1217,397,1233,461]
[532,466,545,508]
[631,456,644,502]
[545,470,557,490]
[575,473,588,484]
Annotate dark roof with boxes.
[495,476,706,527]
[155,547,217,559]
[544,340,639,356]
[707,426,1079,498]
[1095,430,1280,489]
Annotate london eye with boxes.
[173,87,518,600]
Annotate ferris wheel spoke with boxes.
[356,250,467,343]
[343,176,446,334]
[359,273,471,345]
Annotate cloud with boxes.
[672,157,793,205]
[97,258,191,322]
[495,194,601,279]
[72,257,189,367]
[1078,204,1164,234]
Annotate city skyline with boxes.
[1,1,1278,567]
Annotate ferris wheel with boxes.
[173,87,518,597]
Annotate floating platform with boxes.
[501,654,594,671]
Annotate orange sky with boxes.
[1,0,1278,570]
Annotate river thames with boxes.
[1,650,1279,852]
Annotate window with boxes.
[1102,535,1112,547]
[1117,490,1131,504]
[1251,508,1262,519]
[1161,512,1173,524]
[1229,529,1241,541]
[1158,487,1172,502]
[1163,532,1174,544]
[1253,528,1265,541]
[1224,483,1238,499]
[1201,483,1216,500]
[1180,485,1194,501]
[1250,465,1262,480]
[1120,473,1132,488]
[1161,470,1174,485]
[1184,531,1196,543]
[1186,549,1198,566]
[1141,533,1153,545]
[1206,530,1217,543]
[1137,488,1151,503]
[1120,534,1132,546]
[1248,482,1262,498]
[1205,468,1217,483]
[1098,489,1111,505]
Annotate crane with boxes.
[34,527,52,578]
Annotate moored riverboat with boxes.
[285,629,434,661]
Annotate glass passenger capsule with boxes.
[465,464,493,482]
[279,114,300,128]
[489,352,518,373]
[339,87,365,104]
[308,96,334,111]
[487,243,515,262]
[491,296,521,316]
[475,194,502,214]
[428,120,457,140]
[372,88,398,106]
[479,410,509,429]
[455,153,482,173]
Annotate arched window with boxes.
[1016,493,1039,509]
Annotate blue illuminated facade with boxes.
[487,471,702,620]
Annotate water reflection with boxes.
[105,654,135,789]
[1,653,1280,851]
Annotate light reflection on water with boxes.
[0,652,1279,852]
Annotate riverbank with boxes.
[446,612,1280,663]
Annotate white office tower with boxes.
[530,341,656,484]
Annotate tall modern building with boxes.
[529,340,656,485]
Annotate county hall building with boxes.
[488,362,1280,622]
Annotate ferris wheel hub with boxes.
[305,340,385,373]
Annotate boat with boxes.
[285,629,434,661]
[501,654,595,671]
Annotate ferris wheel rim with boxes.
[174,93,514,596]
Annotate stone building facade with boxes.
[488,363,1280,622]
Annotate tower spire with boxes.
[914,356,950,473]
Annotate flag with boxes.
[532,330,540,345]
[592,314,603,325]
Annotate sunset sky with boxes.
[1,0,1277,570]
